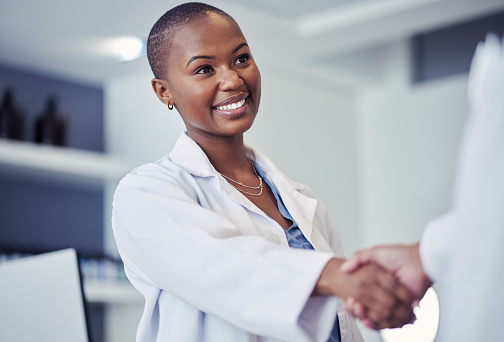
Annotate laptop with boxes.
[0,248,90,342]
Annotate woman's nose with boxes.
[219,68,244,90]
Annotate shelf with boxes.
[0,139,134,189]
[84,279,143,304]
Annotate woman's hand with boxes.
[314,258,416,330]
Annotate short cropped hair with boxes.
[147,2,237,79]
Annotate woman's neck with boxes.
[188,131,249,174]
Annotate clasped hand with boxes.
[314,257,418,330]
[338,243,433,330]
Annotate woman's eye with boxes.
[195,66,214,74]
[235,54,250,65]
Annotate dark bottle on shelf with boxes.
[0,88,26,140]
[34,97,67,146]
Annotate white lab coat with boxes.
[112,132,363,342]
[420,34,504,341]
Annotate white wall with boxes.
[105,68,186,164]
[358,75,469,247]
[356,41,469,249]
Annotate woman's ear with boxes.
[151,78,173,105]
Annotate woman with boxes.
[111,3,415,342]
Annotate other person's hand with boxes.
[340,244,432,329]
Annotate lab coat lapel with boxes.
[282,189,334,253]
[276,181,316,246]
[248,147,321,249]
[248,147,335,253]
[169,133,215,177]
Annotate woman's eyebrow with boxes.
[232,42,248,54]
[186,55,215,68]
[185,43,249,68]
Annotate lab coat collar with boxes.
[169,132,216,177]
[169,132,305,192]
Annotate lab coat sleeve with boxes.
[419,212,456,283]
[419,35,504,341]
[421,34,504,286]
[112,169,337,342]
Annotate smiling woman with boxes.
[110,3,414,342]
[150,12,261,141]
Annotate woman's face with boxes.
[163,14,261,141]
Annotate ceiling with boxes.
[1,0,503,87]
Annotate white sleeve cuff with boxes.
[419,212,456,282]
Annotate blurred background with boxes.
[1,0,504,341]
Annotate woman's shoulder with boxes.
[113,155,206,208]
[130,154,179,176]
[118,154,195,191]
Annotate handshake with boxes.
[315,243,432,330]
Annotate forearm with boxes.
[313,258,346,297]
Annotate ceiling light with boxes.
[109,37,146,62]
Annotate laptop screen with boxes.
[0,248,90,342]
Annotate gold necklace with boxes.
[219,161,263,196]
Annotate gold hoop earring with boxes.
[167,103,174,110]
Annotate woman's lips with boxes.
[215,98,246,111]
[212,94,249,118]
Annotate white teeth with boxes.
[216,98,246,111]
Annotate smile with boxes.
[215,98,246,111]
